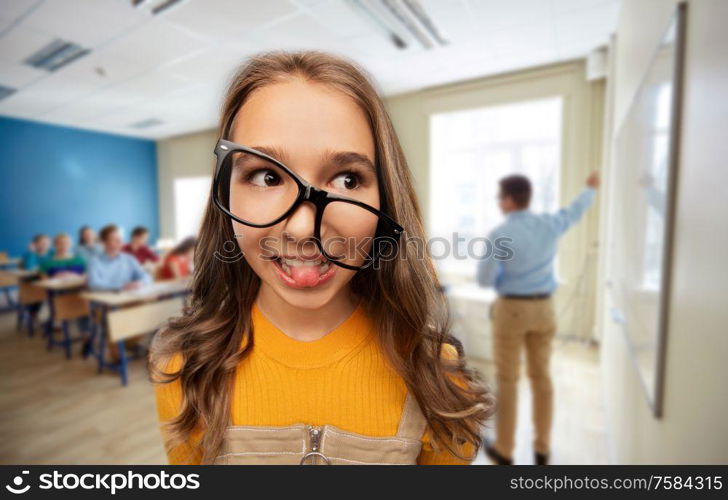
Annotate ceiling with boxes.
[0,0,620,140]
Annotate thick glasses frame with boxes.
[212,138,404,271]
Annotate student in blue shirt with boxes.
[88,224,152,291]
[476,171,599,466]
[21,234,53,270]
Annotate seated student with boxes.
[88,224,152,291]
[76,225,101,262]
[19,234,53,327]
[122,226,159,266]
[21,234,53,270]
[157,237,196,280]
[88,225,152,363]
[39,233,86,278]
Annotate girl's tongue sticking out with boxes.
[277,257,334,288]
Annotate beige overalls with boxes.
[213,392,427,465]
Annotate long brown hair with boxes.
[149,50,495,463]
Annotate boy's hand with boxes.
[586,171,600,189]
[122,281,143,291]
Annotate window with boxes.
[174,176,211,241]
[429,97,563,277]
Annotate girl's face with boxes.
[230,79,379,311]
[82,228,96,245]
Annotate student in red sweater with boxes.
[122,226,159,266]
[158,237,196,280]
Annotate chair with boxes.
[47,292,90,359]
[17,281,45,336]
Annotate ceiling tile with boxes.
[20,0,149,47]
[0,23,57,64]
[61,47,149,86]
[295,0,372,39]
[0,0,41,22]
[163,0,299,42]
[102,18,207,70]
[0,71,101,117]
[105,70,195,103]
[552,0,617,15]
[468,0,554,29]
[0,59,45,87]
[163,44,253,84]
[491,24,557,57]
[554,2,619,48]
[243,12,342,53]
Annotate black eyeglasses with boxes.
[212,139,404,271]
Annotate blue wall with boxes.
[0,116,158,257]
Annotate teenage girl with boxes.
[150,51,494,465]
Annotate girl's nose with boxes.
[280,200,317,243]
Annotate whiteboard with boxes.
[609,3,686,418]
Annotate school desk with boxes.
[81,278,190,386]
[0,269,38,314]
[0,253,20,270]
[8,269,43,335]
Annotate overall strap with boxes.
[396,391,428,440]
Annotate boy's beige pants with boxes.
[491,296,556,459]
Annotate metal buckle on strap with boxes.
[299,451,331,465]
[300,425,330,465]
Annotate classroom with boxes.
[0,0,726,470]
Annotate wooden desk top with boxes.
[82,278,191,307]
[35,275,87,290]
[1,269,39,279]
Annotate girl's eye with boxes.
[248,169,281,187]
[331,172,361,191]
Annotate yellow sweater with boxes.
[154,301,475,465]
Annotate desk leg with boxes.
[82,309,94,359]
[16,301,23,332]
[97,306,108,374]
[44,290,56,339]
[61,320,72,359]
[27,306,35,337]
[1,286,15,309]
[117,340,128,386]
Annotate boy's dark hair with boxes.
[32,234,48,244]
[99,224,119,242]
[131,226,149,238]
[499,174,532,208]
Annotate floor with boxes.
[0,308,608,465]
[470,335,609,465]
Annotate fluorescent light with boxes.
[24,39,90,72]
[0,85,17,101]
[403,0,449,46]
[130,118,164,129]
[346,0,408,50]
[382,0,432,49]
